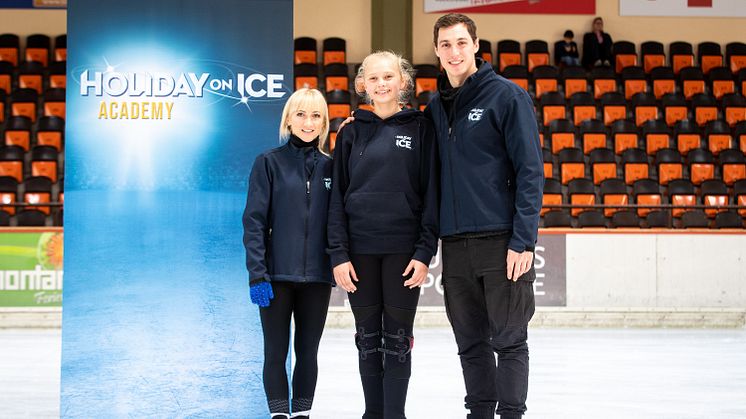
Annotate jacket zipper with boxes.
[303,151,316,279]
[448,125,459,232]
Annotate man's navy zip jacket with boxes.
[326,108,439,267]
[242,138,333,285]
[425,61,544,252]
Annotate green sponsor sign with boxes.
[0,231,63,307]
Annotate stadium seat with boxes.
[43,88,66,119]
[589,147,616,185]
[610,119,639,155]
[736,121,746,154]
[543,210,572,227]
[23,176,53,216]
[414,64,439,96]
[611,210,640,228]
[633,179,662,217]
[478,39,493,64]
[532,65,558,98]
[687,148,715,185]
[31,146,59,182]
[326,89,351,120]
[650,67,676,99]
[701,179,729,218]
[641,41,665,73]
[569,91,596,126]
[697,42,723,74]
[707,66,735,99]
[590,66,617,99]
[540,91,566,126]
[669,41,694,75]
[10,88,38,122]
[641,119,671,156]
[25,34,50,66]
[680,209,709,228]
[0,34,19,66]
[16,209,46,226]
[294,63,319,90]
[561,65,588,99]
[600,92,627,126]
[18,61,43,93]
[579,119,607,154]
[721,93,746,127]
[0,209,9,226]
[631,92,659,127]
[542,177,562,215]
[322,37,346,65]
[48,60,66,89]
[294,37,317,65]
[500,65,529,91]
[646,210,671,228]
[0,61,11,94]
[5,116,32,151]
[497,39,521,71]
[726,42,746,74]
[668,178,697,218]
[0,176,18,215]
[53,34,66,62]
[525,40,550,72]
[673,119,701,157]
[548,118,575,154]
[621,66,646,99]
[661,93,688,127]
[542,147,555,179]
[328,117,344,152]
[719,148,746,186]
[654,148,683,185]
[323,63,349,92]
[559,147,585,185]
[690,93,718,127]
[415,91,433,111]
[600,178,629,217]
[703,120,732,156]
[568,177,595,216]
[577,210,607,228]
[714,211,743,229]
[679,67,705,99]
[36,116,65,151]
[735,179,746,217]
[622,148,649,185]
[612,41,638,73]
[0,146,24,182]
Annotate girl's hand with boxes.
[402,260,428,289]
[333,262,359,293]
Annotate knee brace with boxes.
[351,304,383,362]
[381,305,416,377]
[381,329,414,363]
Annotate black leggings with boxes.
[260,281,331,417]
[348,253,420,419]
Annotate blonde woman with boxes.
[243,88,333,419]
[327,51,438,419]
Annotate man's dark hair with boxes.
[564,29,574,39]
[433,13,477,45]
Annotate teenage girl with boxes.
[243,88,333,419]
[327,51,438,419]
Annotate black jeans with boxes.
[348,253,420,419]
[260,281,332,417]
[441,235,535,419]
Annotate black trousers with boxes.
[348,253,420,419]
[260,281,332,417]
[441,235,535,419]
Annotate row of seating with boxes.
[1,88,66,124]
[481,39,746,74]
[0,144,63,183]
[0,60,66,94]
[542,208,743,229]
[294,37,347,66]
[0,34,67,67]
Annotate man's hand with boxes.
[336,115,355,131]
[333,261,359,293]
[402,259,428,289]
[507,249,533,281]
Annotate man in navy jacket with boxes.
[425,14,544,419]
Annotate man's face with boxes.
[434,23,479,82]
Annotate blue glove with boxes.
[249,281,274,308]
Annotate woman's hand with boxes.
[402,259,428,289]
[333,262,359,293]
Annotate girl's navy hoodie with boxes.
[243,137,333,285]
[326,108,439,267]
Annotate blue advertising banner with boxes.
[61,0,291,416]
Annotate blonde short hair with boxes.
[279,88,330,155]
[354,51,415,106]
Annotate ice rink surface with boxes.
[2,327,746,418]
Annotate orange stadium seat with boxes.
[322,37,346,66]
[655,148,683,186]
[631,92,659,127]
[735,121,746,154]
[548,119,575,154]
[708,66,735,99]
[4,116,32,151]
[691,93,718,127]
[323,63,349,92]
[559,147,585,185]
[600,178,629,217]
[622,148,649,185]
[612,41,638,73]
[669,41,694,75]
[726,42,746,73]
[0,61,11,94]
[53,34,66,62]
[10,88,38,122]
[661,93,688,127]
[326,89,351,120]
[579,119,607,154]
[0,34,19,66]
[633,179,662,218]
[478,39,493,64]
[48,60,66,89]
[23,176,53,216]
[701,179,729,218]
[18,61,44,93]
[698,42,723,74]
[703,120,732,156]
[570,92,596,126]
[688,148,716,185]
[36,116,65,151]
[43,88,66,119]
[568,178,595,217]
[294,63,318,90]
[641,119,670,156]
[543,148,554,179]
[621,66,646,99]
[673,120,701,157]
[25,34,50,66]
[294,37,317,65]
[541,178,562,216]
[589,148,617,185]
[414,64,439,96]
[650,67,676,99]
[641,41,665,73]
[600,92,627,126]
[0,176,18,216]
[0,146,25,182]
[561,65,588,99]
[31,146,59,183]
[679,67,705,99]
[525,40,550,72]
[532,65,558,98]
[610,119,639,155]
[328,117,344,153]
[501,65,529,91]
[722,93,746,127]
[734,179,746,217]
[497,40,521,72]
[668,179,697,218]
[540,92,566,127]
